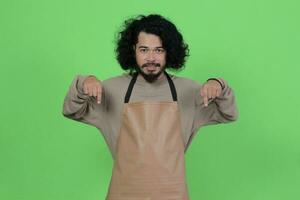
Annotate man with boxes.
[62,14,238,200]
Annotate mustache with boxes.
[142,63,161,68]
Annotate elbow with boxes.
[61,103,87,120]
[62,106,72,119]
[61,100,75,119]
[219,107,239,123]
[62,110,69,117]
[62,109,80,121]
[230,113,239,122]
[226,108,239,122]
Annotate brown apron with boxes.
[106,71,189,200]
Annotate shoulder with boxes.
[102,73,131,83]
[169,74,203,105]
[101,73,131,88]
[100,73,132,102]
[170,74,202,91]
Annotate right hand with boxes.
[83,75,102,104]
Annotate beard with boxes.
[136,62,166,83]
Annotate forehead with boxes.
[136,32,163,48]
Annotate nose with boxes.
[146,50,156,62]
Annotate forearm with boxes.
[194,78,239,127]
[62,75,90,119]
[214,78,238,121]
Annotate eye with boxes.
[155,48,165,54]
[140,48,148,53]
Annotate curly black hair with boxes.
[115,14,189,74]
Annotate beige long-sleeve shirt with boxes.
[62,73,238,159]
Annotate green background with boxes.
[1,0,299,199]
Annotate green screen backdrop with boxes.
[1,0,299,199]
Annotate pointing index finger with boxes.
[97,86,101,104]
[203,95,208,107]
[201,86,208,107]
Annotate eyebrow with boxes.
[138,46,164,49]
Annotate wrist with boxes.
[206,78,225,90]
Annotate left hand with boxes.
[200,80,223,107]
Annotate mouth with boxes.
[142,63,160,73]
[145,65,158,71]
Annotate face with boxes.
[134,32,166,82]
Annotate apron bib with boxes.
[106,71,189,200]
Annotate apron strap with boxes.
[164,71,178,102]
[124,71,178,103]
[124,72,138,103]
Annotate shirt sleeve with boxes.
[192,77,239,132]
[62,75,107,130]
